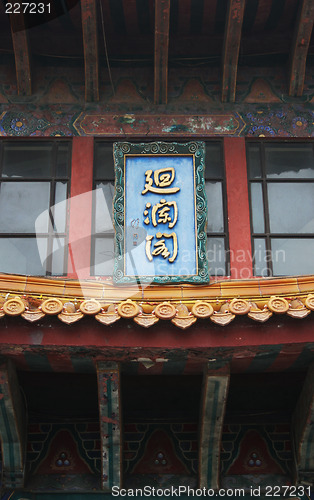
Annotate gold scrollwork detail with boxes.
[172,316,197,329]
[58,312,84,324]
[191,301,214,318]
[22,310,45,323]
[268,296,289,314]
[154,302,177,320]
[80,299,101,315]
[134,314,159,328]
[229,298,251,315]
[305,294,314,311]
[41,298,63,315]
[117,299,140,318]
[3,298,25,316]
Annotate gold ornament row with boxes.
[1,295,314,329]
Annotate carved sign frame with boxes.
[113,141,208,284]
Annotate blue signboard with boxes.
[113,142,208,284]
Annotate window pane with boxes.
[247,144,261,179]
[94,144,114,179]
[95,182,114,234]
[205,182,224,233]
[2,143,52,178]
[207,237,225,276]
[93,236,114,275]
[268,183,314,234]
[53,182,67,233]
[271,238,314,276]
[51,237,66,275]
[0,238,47,275]
[0,182,50,233]
[251,183,264,233]
[253,238,268,277]
[56,144,70,178]
[205,143,223,178]
[265,144,314,178]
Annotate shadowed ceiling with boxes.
[0,0,313,102]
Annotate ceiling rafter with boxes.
[81,0,99,102]
[9,13,31,96]
[154,0,170,105]
[288,0,314,97]
[221,0,246,103]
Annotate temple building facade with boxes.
[1,1,314,499]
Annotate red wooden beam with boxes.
[221,0,246,103]
[224,138,253,279]
[9,14,31,96]
[81,0,99,102]
[289,0,314,97]
[67,137,94,279]
[154,0,170,105]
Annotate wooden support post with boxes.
[81,0,99,102]
[288,0,314,97]
[154,0,170,105]
[292,362,314,483]
[97,362,122,490]
[199,363,230,489]
[9,14,31,96]
[0,359,26,489]
[221,0,246,103]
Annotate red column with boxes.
[224,137,253,279]
[67,137,94,279]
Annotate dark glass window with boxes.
[92,143,115,276]
[92,141,228,277]
[205,142,228,276]
[247,142,314,276]
[0,141,71,276]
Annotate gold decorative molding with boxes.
[3,298,25,316]
[41,298,63,315]
[155,302,177,320]
[268,296,289,314]
[80,299,101,315]
[0,273,314,328]
[191,301,214,318]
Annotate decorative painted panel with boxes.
[113,141,208,284]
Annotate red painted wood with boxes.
[154,0,170,104]
[67,137,94,279]
[289,0,314,97]
[123,0,138,35]
[1,318,314,351]
[203,0,217,35]
[221,0,245,103]
[81,0,99,102]
[224,137,253,279]
[252,0,273,32]
[9,14,31,96]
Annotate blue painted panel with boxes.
[125,155,196,277]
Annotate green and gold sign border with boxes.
[113,141,209,284]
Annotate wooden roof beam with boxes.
[81,0,99,102]
[289,0,314,97]
[154,0,170,105]
[9,14,31,96]
[221,0,246,103]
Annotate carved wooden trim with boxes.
[154,0,170,105]
[221,0,246,103]
[81,0,99,102]
[289,0,314,97]
[9,14,31,96]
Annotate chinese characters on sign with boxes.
[113,142,208,284]
[142,168,179,264]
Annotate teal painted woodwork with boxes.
[113,141,209,284]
